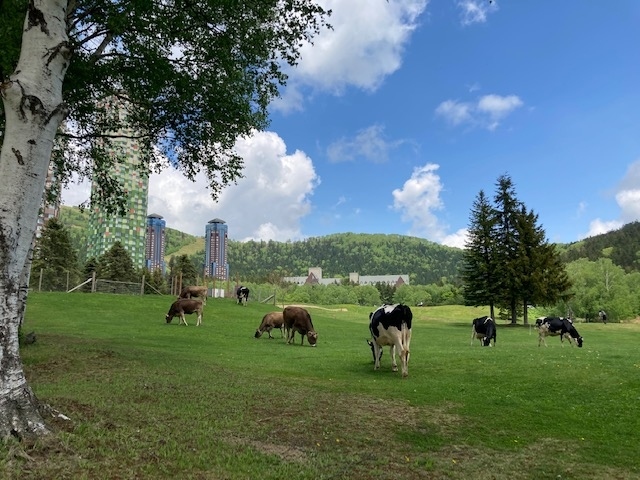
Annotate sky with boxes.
[62,0,640,248]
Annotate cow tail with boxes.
[401,320,411,348]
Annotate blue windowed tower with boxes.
[145,213,166,273]
[205,218,229,280]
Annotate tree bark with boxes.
[0,0,70,440]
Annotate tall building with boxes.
[205,218,229,280]
[145,214,166,273]
[35,161,60,238]
[86,98,149,268]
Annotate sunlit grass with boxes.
[2,292,639,479]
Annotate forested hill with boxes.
[226,233,464,285]
[558,221,640,272]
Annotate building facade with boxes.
[284,267,409,287]
[86,98,149,268]
[205,218,229,280]
[145,214,166,273]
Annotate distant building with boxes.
[284,267,409,287]
[35,162,60,237]
[86,97,149,268]
[205,218,229,280]
[145,214,166,273]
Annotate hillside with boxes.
[56,206,640,282]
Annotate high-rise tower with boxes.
[86,98,149,268]
[145,214,166,273]
[205,218,228,280]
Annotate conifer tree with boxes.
[30,218,80,291]
[98,242,137,282]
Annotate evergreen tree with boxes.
[462,190,499,319]
[493,174,523,323]
[98,242,137,282]
[30,218,80,291]
[171,254,199,287]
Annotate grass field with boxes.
[2,292,639,479]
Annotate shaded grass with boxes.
[2,292,639,479]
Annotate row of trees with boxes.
[462,175,572,324]
[30,218,203,294]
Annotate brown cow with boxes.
[179,285,208,305]
[283,306,318,346]
[255,312,285,339]
[165,298,203,326]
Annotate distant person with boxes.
[599,310,607,324]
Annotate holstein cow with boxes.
[236,286,250,306]
[283,306,318,346]
[536,316,583,347]
[179,285,208,305]
[255,312,285,339]
[165,298,204,326]
[471,316,497,347]
[368,304,412,378]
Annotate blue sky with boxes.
[63,0,640,248]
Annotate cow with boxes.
[283,306,318,346]
[179,285,208,305]
[471,316,497,347]
[237,286,250,306]
[165,298,204,326]
[255,312,285,339]
[366,339,383,363]
[536,316,583,347]
[368,304,412,377]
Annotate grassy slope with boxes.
[4,293,639,479]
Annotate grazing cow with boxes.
[165,298,204,326]
[179,285,208,305]
[283,306,318,346]
[236,286,250,306]
[471,316,497,347]
[255,312,285,339]
[536,316,583,347]
[368,304,412,377]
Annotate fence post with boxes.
[38,268,43,292]
[91,271,96,293]
[141,275,145,295]
[66,271,70,292]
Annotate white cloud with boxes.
[392,163,453,243]
[272,0,428,113]
[326,124,404,163]
[457,0,498,26]
[581,159,640,238]
[63,131,319,242]
[441,228,469,249]
[435,94,523,130]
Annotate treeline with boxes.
[226,233,463,285]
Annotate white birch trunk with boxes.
[0,0,70,439]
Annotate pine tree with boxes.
[98,242,137,282]
[462,190,499,319]
[30,218,80,291]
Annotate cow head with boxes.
[576,336,584,347]
[366,339,383,363]
[165,314,173,324]
[254,330,263,338]
[307,331,318,346]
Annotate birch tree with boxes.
[0,0,330,439]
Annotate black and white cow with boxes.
[536,316,583,347]
[368,304,412,378]
[471,316,497,347]
[236,286,250,306]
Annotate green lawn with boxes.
[2,292,639,479]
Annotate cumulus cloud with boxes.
[435,94,523,130]
[326,124,404,163]
[272,0,428,113]
[392,163,461,245]
[582,159,640,238]
[457,0,498,26]
[61,131,319,242]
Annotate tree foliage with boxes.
[462,175,572,324]
[97,241,137,282]
[30,218,80,291]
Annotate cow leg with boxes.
[400,348,409,377]
[390,345,398,372]
[196,312,202,326]
[373,342,383,371]
[180,314,188,326]
[471,326,476,346]
[267,329,273,339]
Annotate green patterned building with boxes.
[86,104,149,268]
